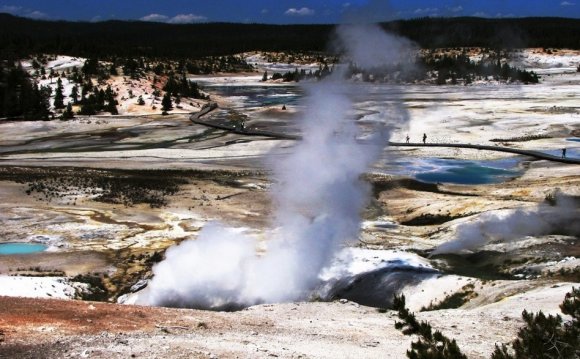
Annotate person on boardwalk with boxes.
[562,148,567,158]
[423,133,427,144]
[406,134,410,143]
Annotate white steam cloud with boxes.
[137,25,414,310]
[433,194,580,255]
[334,24,416,70]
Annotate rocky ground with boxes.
[0,282,576,359]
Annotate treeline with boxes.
[1,52,221,120]
[0,61,51,119]
[1,14,579,60]
[163,75,208,100]
[0,61,119,120]
[268,51,539,85]
[263,63,333,82]
[423,51,539,84]
[382,17,580,49]
[120,56,253,78]
[0,14,331,60]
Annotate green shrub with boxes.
[393,294,468,359]
[492,287,580,359]
[394,289,580,359]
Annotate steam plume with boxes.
[433,194,580,255]
[137,25,414,310]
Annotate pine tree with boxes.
[262,70,268,81]
[393,295,468,359]
[61,102,74,120]
[78,94,97,115]
[82,58,99,79]
[104,85,116,103]
[109,64,118,76]
[21,83,52,120]
[70,85,79,104]
[161,93,173,114]
[96,88,106,111]
[105,101,118,115]
[137,95,145,105]
[53,77,65,109]
[492,287,580,359]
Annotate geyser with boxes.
[137,25,415,310]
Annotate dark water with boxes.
[0,243,47,255]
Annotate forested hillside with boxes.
[0,14,579,60]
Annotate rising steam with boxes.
[136,25,415,310]
[433,194,580,255]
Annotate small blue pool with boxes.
[415,160,518,184]
[383,157,521,185]
[0,243,48,255]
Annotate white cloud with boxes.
[449,6,463,13]
[285,7,315,16]
[140,13,169,22]
[473,11,488,17]
[561,1,575,5]
[168,13,207,24]
[25,10,48,19]
[414,7,439,14]
[261,8,269,14]
[140,13,206,24]
[91,15,102,22]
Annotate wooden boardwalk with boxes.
[388,142,580,165]
[190,110,579,165]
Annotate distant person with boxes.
[406,134,410,143]
[562,148,567,158]
[423,133,427,144]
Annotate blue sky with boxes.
[1,0,579,24]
